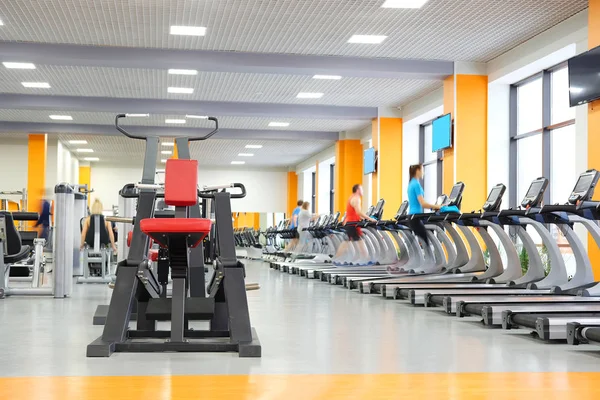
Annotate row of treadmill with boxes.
[266,169,600,347]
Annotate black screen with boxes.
[524,181,544,199]
[397,202,408,215]
[449,184,462,201]
[486,187,503,204]
[573,174,594,194]
[568,45,600,106]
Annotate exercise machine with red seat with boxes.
[87,114,260,357]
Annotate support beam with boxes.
[588,0,600,279]
[0,94,377,120]
[27,134,47,229]
[378,117,403,219]
[334,140,363,213]
[286,172,298,218]
[0,42,454,80]
[0,122,338,141]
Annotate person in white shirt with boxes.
[297,201,313,246]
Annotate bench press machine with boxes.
[87,114,260,357]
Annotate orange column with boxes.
[378,117,403,219]
[334,140,363,213]
[588,0,600,278]
[253,213,260,230]
[172,141,179,159]
[454,74,488,212]
[27,134,47,229]
[79,165,91,206]
[287,171,298,217]
[371,119,379,207]
[442,75,455,195]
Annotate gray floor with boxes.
[1,259,600,378]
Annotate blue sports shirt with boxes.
[407,178,424,215]
[290,207,301,228]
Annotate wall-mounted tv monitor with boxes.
[568,45,600,107]
[364,147,376,175]
[432,113,452,152]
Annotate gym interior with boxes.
[1,1,600,398]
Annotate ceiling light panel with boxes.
[168,69,198,75]
[382,0,429,8]
[69,140,87,144]
[21,82,50,88]
[313,75,342,80]
[347,35,388,44]
[167,87,194,94]
[165,119,186,124]
[76,148,94,153]
[245,145,263,149]
[268,122,290,127]
[185,115,208,119]
[49,115,73,120]
[297,92,324,99]
[238,153,254,157]
[162,142,175,147]
[84,157,99,161]
[170,26,206,36]
[161,150,172,155]
[231,161,245,165]
[3,62,35,69]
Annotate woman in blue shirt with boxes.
[407,164,440,244]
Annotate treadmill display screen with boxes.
[573,174,594,194]
[448,185,462,201]
[486,187,503,204]
[524,181,544,199]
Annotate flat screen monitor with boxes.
[568,45,600,107]
[364,147,376,175]
[432,114,452,152]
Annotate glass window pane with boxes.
[423,124,436,162]
[551,67,576,124]
[550,125,576,203]
[423,164,437,204]
[517,78,543,134]
[516,134,543,203]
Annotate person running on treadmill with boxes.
[335,184,376,263]
[407,164,440,244]
[288,200,303,249]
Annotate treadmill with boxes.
[453,170,600,326]
[408,178,556,306]
[360,184,509,297]
[344,183,467,290]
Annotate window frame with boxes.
[419,122,443,200]
[311,171,316,213]
[509,62,575,208]
[329,163,335,213]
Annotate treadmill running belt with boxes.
[583,327,600,343]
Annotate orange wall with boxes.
[589,0,600,278]
[234,212,260,229]
[286,171,298,217]
[335,140,363,213]
[455,74,488,212]
[27,134,47,229]
[79,165,91,206]
[371,119,379,206]
[379,117,403,219]
[442,75,455,195]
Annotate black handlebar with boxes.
[198,183,246,199]
[115,114,219,141]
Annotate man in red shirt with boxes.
[334,184,376,265]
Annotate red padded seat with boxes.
[140,218,211,248]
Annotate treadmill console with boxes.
[568,169,599,204]
[370,199,386,220]
[482,183,506,212]
[395,201,408,219]
[436,194,449,206]
[520,177,548,208]
[447,182,465,208]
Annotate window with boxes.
[329,163,335,213]
[510,64,577,276]
[311,171,316,213]
[419,122,442,203]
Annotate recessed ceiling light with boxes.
[269,122,290,127]
[3,62,36,69]
[245,145,263,149]
[125,113,149,118]
[162,142,175,147]
[347,35,387,44]
[49,115,73,121]
[76,149,94,153]
[381,0,429,8]
[231,161,246,165]
[0,20,4,26]
[313,75,342,80]
[69,140,87,144]
[161,150,173,155]
[21,82,50,88]
[170,25,207,36]
[168,87,194,94]
[161,159,168,163]
[238,153,254,157]
[84,157,99,162]
[185,115,208,119]
[165,119,186,124]
[297,92,324,99]
[168,69,198,75]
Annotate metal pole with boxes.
[54,184,74,298]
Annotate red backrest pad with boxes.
[165,159,198,206]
